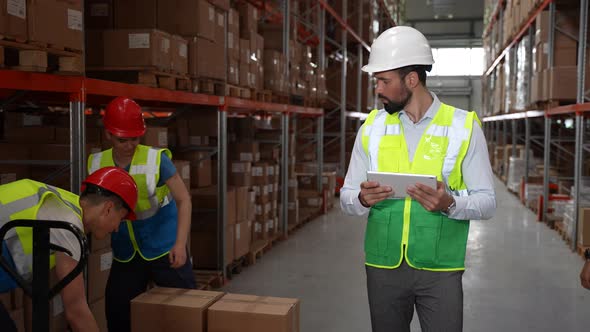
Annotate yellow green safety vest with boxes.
[87,145,173,262]
[361,103,478,271]
[0,179,82,280]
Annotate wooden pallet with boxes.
[193,270,224,290]
[192,77,226,95]
[86,66,190,90]
[247,239,269,265]
[529,100,574,110]
[271,92,289,104]
[0,38,83,74]
[226,84,251,99]
[256,90,272,103]
[226,255,248,280]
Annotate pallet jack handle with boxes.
[0,219,89,332]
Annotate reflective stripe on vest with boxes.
[360,103,476,271]
[88,145,172,220]
[0,180,82,280]
[87,145,174,262]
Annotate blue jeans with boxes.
[105,249,196,332]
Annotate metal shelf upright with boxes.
[482,0,590,251]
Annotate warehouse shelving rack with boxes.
[0,69,322,278]
[481,0,590,252]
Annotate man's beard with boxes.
[379,90,412,115]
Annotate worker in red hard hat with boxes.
[88,97,195,332]
[0,167,138,332]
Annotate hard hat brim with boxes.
[107,127,146,138]
[362,57,435,74]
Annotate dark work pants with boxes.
[0,302,17,332]
[366,260,464,332]
[105,250,196,332]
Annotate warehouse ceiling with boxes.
[404,0,484,47]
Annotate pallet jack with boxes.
[0,219,89,332]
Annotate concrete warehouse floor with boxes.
[223,178,590,331]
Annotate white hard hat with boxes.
[362,26,434,74]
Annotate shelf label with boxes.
[179,43,188,58]
[7,0,26,19]
[129,33,150,49]
[162,38,170,53]
[67,9,83,31]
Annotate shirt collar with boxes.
[398,92,441,124]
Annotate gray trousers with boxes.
[366,260,464,332]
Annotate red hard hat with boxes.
[82,167,138,220]
[103,97,146,137]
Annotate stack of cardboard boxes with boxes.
[530,9,586,104]
[130,287,300,332]
[237,2,264,91]
[0,112,103,189]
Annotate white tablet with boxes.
[366,171,437,198]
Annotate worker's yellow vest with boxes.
[88,145,172,220]
[0,179,82,280]
[87,145,174,262]
[361,103,478,271]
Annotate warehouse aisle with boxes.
[222,178,590,331]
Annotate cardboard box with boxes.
[28,0,83,52]
[191,186,236,225]
[208,294,300,332]
[85,0,113,29]
[227,9,240,60]
[90,233,111,253]
[158,0,215,41]
[236,2,259,37]
[253,185,270,204]
[545,66,577,101]
[231,142,260,162]
[0,0,27,40]
[214,8,226,47]
[239,62,251,87]
[171,35,189,75]
[296,173,319,190]
[229,161,252,187]
[142,127,168,148]
[24,271,67,332]
[114,0,156,29]
[103,29,171,71]
[234,221,252,259]
[88,248,113,303]
[187,36,225,80]
[252,162,269,186]
[252,221,268,241]
[190,217,234,268]
[175,151,212,188]
[235,187,250,222]
[131,287,224,332]
[239,39,251,65]
[85,29,104,66]
[247,191,256,221]
[185,109,218,137]
[259,24,283,51]
[89,298,107,332]
[173,160,191,191]
[228,59,239,85]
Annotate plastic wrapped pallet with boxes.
[514,36,531,111]
[507,157,525,192]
